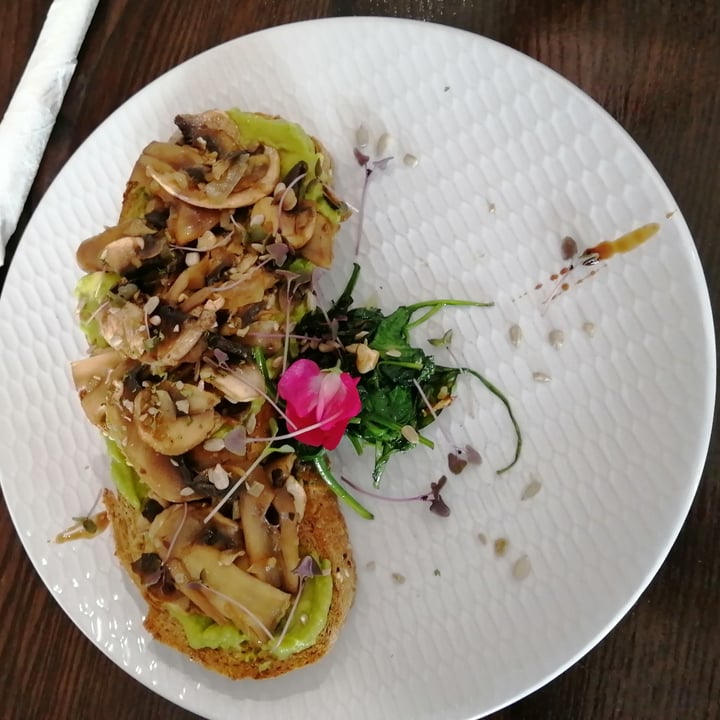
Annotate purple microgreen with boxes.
[447,452,467,475]
[185,580,275,642]
[212,348,230,368]
[223,426,247,456]
[353,147,370,167]
[233,410,345,449]
[274,270,300,283]
[463,444,483,465]
[340,474,452,518]
[372,156,393,171]
[428,476,451,517]
[266,242,290,265]
[561,235,578,261]
[292,555,324,579]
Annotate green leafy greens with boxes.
[293,264,521,488]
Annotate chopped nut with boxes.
[356,343,380,373]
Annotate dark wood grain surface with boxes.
[1,2,718,719]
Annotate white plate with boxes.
[0,16,714,720]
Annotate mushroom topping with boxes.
[70,349,135,427]
[238,473,284,588]
[199,362,264,403]
[298,211,336,268]
[148,302,217,370]
[280,201,317,250]
[166,201,222,246]
[147,502,291,643]
[105,402,199,503]
[274,486,302,593]
[147,145,281,210]
[174,110,243,156]
[76,217,154,271]
[133,381,219,456]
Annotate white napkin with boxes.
[0,0,99,266]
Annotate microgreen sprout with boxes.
[352,138,394,256]
[340,473,451,517]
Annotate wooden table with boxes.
[1,2,718,718]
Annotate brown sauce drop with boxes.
[583,222,660,261]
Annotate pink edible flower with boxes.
[277,359,361,450]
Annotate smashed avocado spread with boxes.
[167,565,333,660]
[108,445,333,660]
[226,109,344,224]
[106,438,149,510]
[75,271,120,347]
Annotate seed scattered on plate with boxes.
[376,132,393,156]
[355,124,369,148]
[403,153,419,167]
[548,329,565,349]
[512,555,532,581]
[494,538,509,557]
[487,201,496,214]
[477,532,488,545]
[392,572,406,585]
[533,371,552,383]
[509,324,523,347]
[521,477,542,501]
[583,321,596,337]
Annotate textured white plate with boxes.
[0,17,714,720]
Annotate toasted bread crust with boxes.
[103,466,355,679]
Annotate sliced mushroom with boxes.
[180,543,291,643]
[77,218,154,271]
[174,111,243,156]
[167,201,222,246]
[105,402,198,503]
[238,475,283,588]
[273,487,301,593]
[99,236,146,274]
[299,212,337,268]
[71,349,135,427]
[280,201,317,250]
[133,381,219,456]
[149,303,216,370]
[249,196,279,236]
[147,145,280,210]
[199,362,264,403]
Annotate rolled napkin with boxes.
[0,0,99,266]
